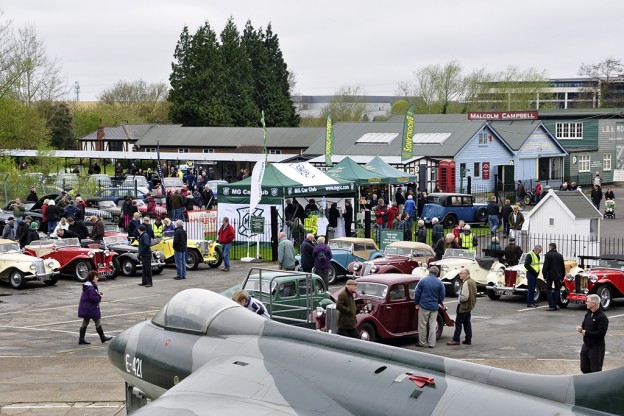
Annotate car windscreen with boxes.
[443,249,475,260]
[54,238,81,248]
[103,235,127,245]
[597,259,624,270]
[384,246,411,256]
[356,282,388,299]
[329,241,352,250]
[99,201,117,208]
[163,178,183,187]
[0,243,20,254]
[123,176,148,187]
[244,279,276,294]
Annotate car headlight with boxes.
[370,265,377,273]
[207,240,213,245]
[30,263,37,270]
[589,274,598,283]
[104,250,110,257]
[441,265,449,272]
[353,264,359,271]
[565,273,574,282]
[88,251,95,258]
[195,242,200,247]
[497,269,504,276]
[47,260,55,268]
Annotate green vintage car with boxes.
[221,268,332,327]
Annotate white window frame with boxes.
[144,148,157,153]
[555,122,583,139]
[478,130,489,146]
[178,148,189,154]
[269,149,282,154]
[603,153,612,171]
[578,155,590,173]
[203,148,214,153]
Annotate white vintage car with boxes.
[0,239,61,289]
[485,254,578,304]
[412,248,501,295]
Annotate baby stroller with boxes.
[604,199,616,219]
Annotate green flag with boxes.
[325,112,334,167]
[261,110,267,161]
[401,104,415,162]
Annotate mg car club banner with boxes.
[216,203,283,242]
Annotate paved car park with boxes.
[1,261,623,415]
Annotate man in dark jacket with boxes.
[431,217,444,247]
[336,279,358,338]
[448,268,477,346]
[89,216,105,241]
[26,221,40,246]
[312,236,333,287]
[16,216,32,248]
[486,196,500,236]
[300,233,315,273]
[173,219,187,280]
[63,201,81,221]
[500,199,513,237]
[576,294,609,373]
[67,217,89,241]
[591,185,603,210]
[503,237,523,266]
[137,225,152,287]
[542,242,565,311]
[26,187,38,203]
[57,228,80,240]
[201,185,215,209]
[343,200,353,237]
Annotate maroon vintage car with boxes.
[347,241,435,278]
[24,238,118,282]
[323,273,454,342]
[562,255,624,310]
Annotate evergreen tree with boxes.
[37,102,75,149]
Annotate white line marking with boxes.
[517,305,547,311]
[608,313,624,319]
[10,309,160,328]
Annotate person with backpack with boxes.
[312,236,333,288]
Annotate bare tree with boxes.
[319,84,368,121]
[98,80,169,123]
[578,57,624,107]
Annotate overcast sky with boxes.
[1,0,622,101]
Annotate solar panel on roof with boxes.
[355,133,398,145]
[412,133,451,144]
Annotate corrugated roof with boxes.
[304,115,486,158]
[136,126,324,148]
[78,124,170,142]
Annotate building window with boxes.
[178,148,189,153]
[269,149,282,154]
[203,148,214,153]
[578,155,590,173]
[109,141,123,152]
[144,148,156,152]
[460,163,467,177]
[549,217,555,226]
[555,122,583,139]
[603,153,612,171]
[473,162,480,177]
[478,130,489,145]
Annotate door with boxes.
[538,158,549,181]
[379,283,409,334]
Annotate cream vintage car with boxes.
[412,248,500,296]
[0,239,61,289]
[485,254,578,304]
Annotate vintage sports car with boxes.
[134,199,167,217]
[134,233,222,270]
[221,268,331,327]
[412,248,497,296]
[486,254,577,304]
[84,235,165,276]
[295,237,382,284]
[24,238,117,282]
[561,255,624,310]
[0,239,60,289]
[323,274,454,342]
[420,193,488,228]
[85,198,122,224]
[348,241,434,278]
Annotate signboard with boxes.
[482,162,490,180]
[380,229,403,250]
[250,216,264,234]
[467,111,538,121]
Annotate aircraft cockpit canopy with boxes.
[151,288,233,334]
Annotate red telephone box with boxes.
[438,160,456,193]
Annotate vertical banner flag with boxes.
[156,140,164,180]
[401,104,415,162]
[249,159,266,214]
[261,110,267,161]
[325,112,334,166]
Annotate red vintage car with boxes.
[347,241,435,277]
[24,238,118,282]
[323,274,454,342]
[562,255,624,310]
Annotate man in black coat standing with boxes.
[542,242,565,311]
[173,219,188,280]
[343,200,353,237]
[300,233,315,273]
[137,225,152,287]
[576,294,609,373]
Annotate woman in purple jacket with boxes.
[312,236,333,288]
[78,271,112,345]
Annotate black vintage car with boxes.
[82,235,166,277]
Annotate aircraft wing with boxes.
[131,355,355,416]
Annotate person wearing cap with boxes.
[26,221,40,245]
[413,265,446,348]
[509,205,524,245]
[336,279,359,338]
[503,237,523,266]
[459,224,478,251]
[2,216,16,240]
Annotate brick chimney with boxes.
[96,118,104,151]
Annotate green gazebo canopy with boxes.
[325,157,386,186]
[364,156,417,184]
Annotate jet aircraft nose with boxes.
[108,327,128,371]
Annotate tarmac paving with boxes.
[1,256,623,415]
